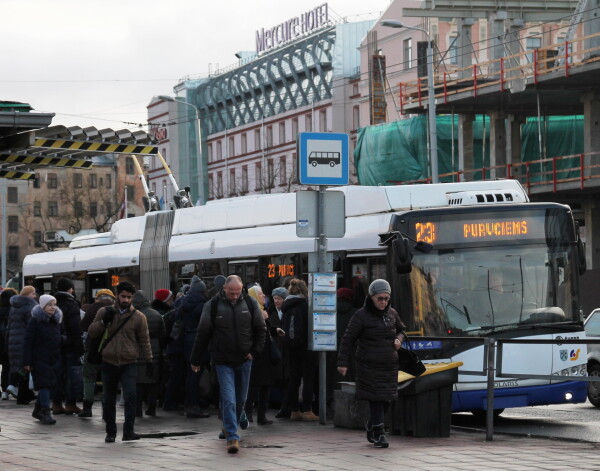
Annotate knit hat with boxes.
[56,277,74,292]
[271,287,288,299]
[214,275,226,289]
[154,289,173,303]
[39,294,56,310]
[337,287,354,301]
[96,289,115,299]
[20,285,36,297]
[368,279,391,296]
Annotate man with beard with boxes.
[88,281,152,443]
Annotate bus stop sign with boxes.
[297,132,349,185]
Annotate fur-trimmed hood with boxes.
[31,304,63,324]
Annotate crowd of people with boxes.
[0,274,404,452]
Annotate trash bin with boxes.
[392,363,461,438]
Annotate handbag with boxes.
[268,333,282,365]
[397,336,426,377]
[87,313,133,365]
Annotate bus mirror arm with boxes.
[378,231,434,254]
[378,231,434,275]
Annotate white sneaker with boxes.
[1,391,8,400]
[6,385,18,398]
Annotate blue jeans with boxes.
[102,362,137,435]
[37,388,51,409]
[215,360,252,441]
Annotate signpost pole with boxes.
[317,185,328,424]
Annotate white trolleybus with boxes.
[22,180,588,416]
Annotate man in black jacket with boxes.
[191,275,266,454]
[53,277,85,415]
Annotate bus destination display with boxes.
[413,214,547,245]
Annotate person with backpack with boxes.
[190,275,266,454]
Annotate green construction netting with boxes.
[355,115,584,185]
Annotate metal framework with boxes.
[192,27,336,136]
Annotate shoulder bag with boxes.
[87,313,133,365]
[397,335,427,377]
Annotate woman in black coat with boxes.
[0,288,17,400]
[7,286,38,404]
[337,279,406,449]
[23,295,63,425]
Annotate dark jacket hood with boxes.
[10,295,37,309]
[132,290,151,310]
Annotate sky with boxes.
[1,0,392,132]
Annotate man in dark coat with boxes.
[338,279,406,449]
[78,288,115,417]
[53,277,84,415]
[0,288,17,400]
[191,275,266,454]
[132,290,166,417]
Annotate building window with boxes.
[228,136,235,157]
[217,141,222,160]
[75,201,83,218]
[90,202,98,218]
[48,201,58,217]
[255,162,262,190]
[242,165,248,193]
[33,201,41,216]
[403,38,413,69]
[254,129,261,150]
[126,157,136,175]
[266,126,273,148]
[353,105,360,130]
[8,246,18,263]
[33,175,40,188]
[449,36,458,65]
[207,143,213,162]
[105,174,112,189]
[89,173,97,188]
[526,36,542,62]
[208,174,214,199]
[267,159,274,189]
[8,216,18,233]
[241,133,247,154]
[73,173,83,188]
[319,109,327,132]
[126,185,135,202]
[279,156,287,186]
[279,122,286,144]
[217,172,223,198]
[292,118,299,140]
[229,168,236,196]
[305,114,312,132]
[105,202,112,216]
[48,173,57,189]
[7,187,17,204]
[352,83,359,96]
[34,231,42,248]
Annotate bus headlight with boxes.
[555,365,587,377]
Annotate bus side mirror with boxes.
[392,236,412,274]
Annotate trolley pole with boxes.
[317,185,327,425]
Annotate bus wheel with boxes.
[312,161,318,167]
[587,363,600,407]
[470,409,504,422]
[329,161,335,167]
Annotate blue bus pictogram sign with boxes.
[297,132,349,185]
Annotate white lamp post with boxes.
[381,20,439,183]
[158,95,207,204]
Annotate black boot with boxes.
[32,402,42,421]
[365,421,374,443]
[372,423,389,448]
[257,408,273,425]
[78,400,93,418]
[40,408,56,425]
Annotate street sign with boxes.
[296,190,345,238]
[297,132,349,185]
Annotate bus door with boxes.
[33,275,52,295]
[228,259,259,288]
[344,251,387,303]
[87,270,110,301]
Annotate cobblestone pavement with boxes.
[1,399,600,471]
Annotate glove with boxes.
[146,362,154,379]
[102,307,115,325]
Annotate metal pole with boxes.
[317,185,327,424]
[1,178,6,287]
[427,40,439,183]
[195,111,206,205]
[485,337,496,441]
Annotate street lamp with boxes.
[381,19,439,183]
[157,95,207,204]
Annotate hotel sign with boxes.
[256,3,329,54]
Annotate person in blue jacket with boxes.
[23,295,63,425]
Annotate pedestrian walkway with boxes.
[0,399,598,471]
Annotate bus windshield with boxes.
[410,244,577,336]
